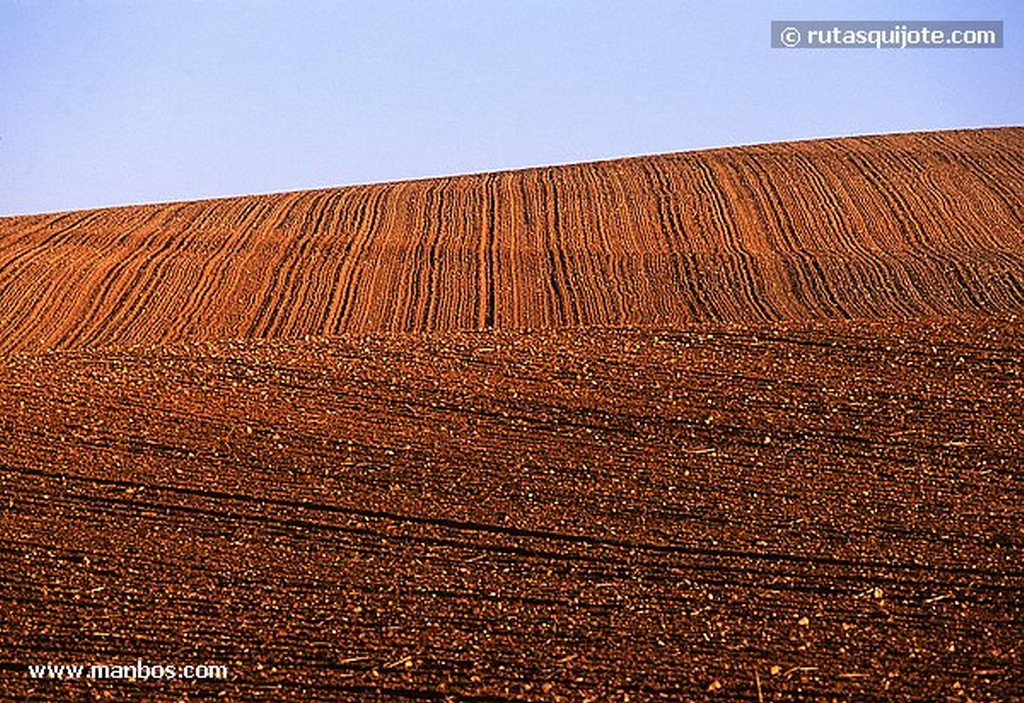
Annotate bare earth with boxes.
[0,128,1021,701]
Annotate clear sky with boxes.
[1,0,1020,216]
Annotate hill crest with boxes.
[0,126,1021,353]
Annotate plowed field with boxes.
[1,128,1022,353]
[1,128,1022,701]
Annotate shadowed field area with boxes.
[1,128,1022,701]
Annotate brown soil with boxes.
[0,128,1022,701]
[0,128,1021,354]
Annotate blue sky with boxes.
[1,0,1020,216]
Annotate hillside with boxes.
[0,128,1021,352]
[1,128,1022,701]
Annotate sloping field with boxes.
[0,128,1022,353]
[1,128,1022,701]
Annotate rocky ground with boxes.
[2,318,1020,700]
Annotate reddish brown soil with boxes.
[1,128,1022,701]
[0,128,1021,354]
